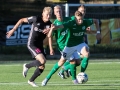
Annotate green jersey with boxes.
[63,16,94,47]
[53,17,71,51]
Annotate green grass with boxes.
[0,59,120,90]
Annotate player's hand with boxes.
[50,49,54,55]
[42,28,50,34]
[86,27,91,31]
[51,24,56,29]
[6,29,14,38]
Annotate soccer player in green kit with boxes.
[58,4,101,78]
[41,5,82,86]
[42,6,94,86]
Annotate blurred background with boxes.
[0,0,120,60]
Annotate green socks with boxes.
[59,61,70,74]
[81,57,89,72]
[59,62,77,80]
[46,62,60,79]
[64,64,71,71]
[63,61,70,66]
[70,64,76,80]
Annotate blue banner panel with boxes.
[0,21,31,45]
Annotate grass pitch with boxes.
[0,59,120,90]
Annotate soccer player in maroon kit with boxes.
[6,7,52,87]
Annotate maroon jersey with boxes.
[27,16,51,47]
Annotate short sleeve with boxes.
[27,16,37,24]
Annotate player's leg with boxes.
[58,60,70,78]
[42,46,77,86]
[61,47,79,84]
[80,34,89,72]
[23,46,46,87]
[77,43,89,72]
[23,60,41,78]
[57,57,78,83]
[23,47,46,76]
[28,53,46,87]
[58,52,81,78]
[63,52,81,77]
[80,46,89,72]
[41,56,66,86]
[61,61,83,79]
[22,49,42,78]
[69,59,78,83]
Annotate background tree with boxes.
[60,0,80,3]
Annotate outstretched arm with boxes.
[47,24,64,38]
[6,18,28,38]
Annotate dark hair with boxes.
[78,4,86,10]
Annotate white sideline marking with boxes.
[0,62,120,66]
[0,82,120,86]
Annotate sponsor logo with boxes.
[46,25,50,29]
[82,26,86,30]
[37,23,40,25]
[73,32,84,36]
[34,27,43,32]
[34,27,38,31]
[61,29,68,35]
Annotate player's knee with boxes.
[58,62,64,66]
[38,58,46,64]
[41,60,46,64]
[70,60,76,64]
[35,60,45,69]
[38,64,45,70]
[84,52,89,57]
[35,54,46,64]
[58,58,66,66]
[81,51,89,57]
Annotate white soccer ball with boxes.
[76,72,88,84]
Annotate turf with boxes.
[0,59,120,90]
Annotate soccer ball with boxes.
[76,72,88,84]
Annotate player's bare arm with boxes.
[93,19,101,40]
[48,37,54,55]
[47,24,55,38]
[43,36,49,46]
[6,18,28,38]
[47,24,64,38]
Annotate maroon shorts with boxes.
[27,45,46,58]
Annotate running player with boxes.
[6,7,52,87]
[58,4,101,78]
[41,5,81,86]
[41,9,92,86]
